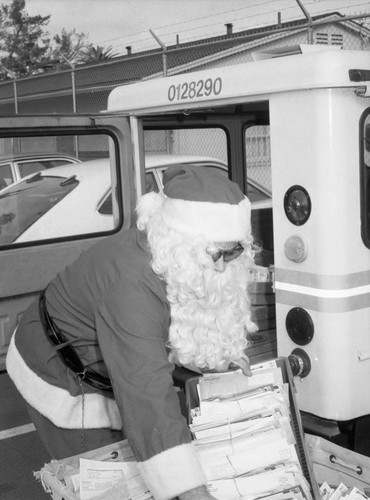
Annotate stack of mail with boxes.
[319,482,370,500]
[189,360,313,500]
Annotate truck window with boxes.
[244,124,273,266]
[360,108,370,247]
[0,132,121,247]
[144,128,228,166]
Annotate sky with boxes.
[24,0,370,55]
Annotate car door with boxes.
[0,114,134,370]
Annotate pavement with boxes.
[0,371,50,500]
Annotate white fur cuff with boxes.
[6,332,122,430]
[137,443,207,500]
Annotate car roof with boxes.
[20,158,109,180]
[145,153,227,169]
[16,154,271,204]
[0,158,111,198]
[4,155,272,204]
[7,153,225,173]
[2,154,226,190]
[0,152,80,163]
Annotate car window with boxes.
[0,174,79,245]
[18,159,74,179]
[97,171,160,215]
[0,163,13,189]
[145,171,159,193]
[97,193,113,215]
[246,182,271,203]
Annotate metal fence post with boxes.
[2,67,20,153]
[71,64,77,114]
[149,29,167,77]
[58,52,79,157]
[149,29,171,153]
[12,79,18,114]
[296,0,313,44]
[2,67,18,114]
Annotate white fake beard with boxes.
[166,253,255,371]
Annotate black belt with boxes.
[39,291,113,393]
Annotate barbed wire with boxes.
[12,0,370,56]
[96,0,370,53]
[104,10,368,52]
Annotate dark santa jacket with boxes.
[6,228,206,500]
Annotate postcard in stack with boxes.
[189,360,313,500]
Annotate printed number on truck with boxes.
[168,77,222,102]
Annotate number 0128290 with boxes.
[168,77,222,102]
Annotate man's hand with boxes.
[229,355,252,376]
[178,485,217,500]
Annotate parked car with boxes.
[145,154,271,205]
[0,155,271,245]
[0,152,80,189]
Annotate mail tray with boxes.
[36,357,320,500]
[184,356,321,499]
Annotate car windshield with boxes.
[0,174,79,244]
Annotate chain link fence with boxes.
[0,14,368,116]
[0,14,368,192]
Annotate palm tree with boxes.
[82,45,119,63]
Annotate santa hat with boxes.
[137,164,251,242]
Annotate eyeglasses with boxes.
[211,243,244,263]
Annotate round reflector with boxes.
[284,185,311,225]
[284,235,308,263]
[286,307,314,346]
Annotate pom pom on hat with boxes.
[136,191,164,231]
[137,164,251,242]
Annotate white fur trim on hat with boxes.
[162,196,251,242]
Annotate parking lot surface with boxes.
[0,371,50,499]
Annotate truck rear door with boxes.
[0,115,133,370]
